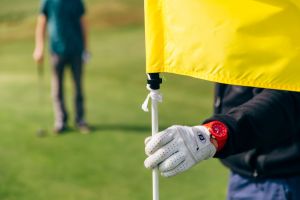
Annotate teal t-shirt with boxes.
[41,0,85,56]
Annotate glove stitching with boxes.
[177,127,198,163]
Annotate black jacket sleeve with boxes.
[204,89,300,158]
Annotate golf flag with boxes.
[145,0,300,92]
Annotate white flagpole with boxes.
[151,91,159,200]
[142,73,162,200]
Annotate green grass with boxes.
[0,1,228,199]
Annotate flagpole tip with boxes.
[147,73,162,90]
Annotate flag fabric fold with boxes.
[145,0,300,92]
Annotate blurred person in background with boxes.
[144,84,300,199]
[33,0,90,134]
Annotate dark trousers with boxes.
[51,54,85,128]
[227,172,300,200]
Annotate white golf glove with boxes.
[82,51,91,63]
[144,125,216,177]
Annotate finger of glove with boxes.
[161,161,189,177]
[144,139,178,169]
[144,136,152,145]
[145,129,175,155]
[158,151,185,172]
[144,136,152,156]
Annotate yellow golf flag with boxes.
[145,0,300,92]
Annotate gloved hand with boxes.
[82,50,91,63]
[144,125,216,177]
